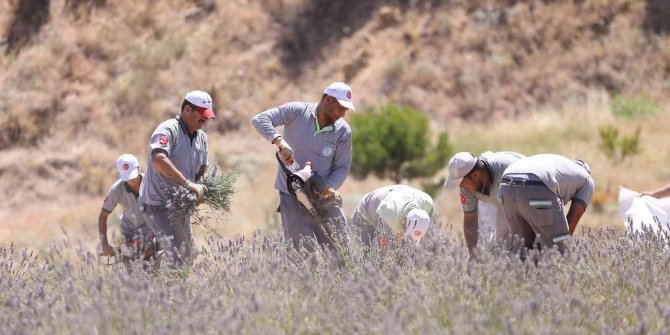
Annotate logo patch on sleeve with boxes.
[158,135,169,145]
[278,103,289,110]
[379,238,388,248]
[460,194,466,204]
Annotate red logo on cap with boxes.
[460,194,466,204]
[346,91,352,99]
[123,163,129,170]
[158,135,169,145]
[414,230,422,236]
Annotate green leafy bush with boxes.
[351,103,453,185]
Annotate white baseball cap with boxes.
[404,208,431,244]
[116,154,140,181]
[324,82,356,111]
[444,152,477,190]
[184,90,215,119]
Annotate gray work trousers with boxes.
[279,192,349,253]
[141,203,194,267]
[498,174,570,255]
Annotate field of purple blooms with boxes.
[2,227,670,334]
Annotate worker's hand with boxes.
[276,137,294,165]
[639,191,654,198]
[322,187,339,199]
[185,180,208,200]
[101,242,115,257]
[318,188,341,207]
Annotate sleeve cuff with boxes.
[151,148,169,156]
[572,198,588,208]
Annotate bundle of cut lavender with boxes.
[165,164,239,224]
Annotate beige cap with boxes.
[443,152,477,190]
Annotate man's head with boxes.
[116,154,140,181]
[320,82,355,125]
[181,90,215,132]
[404,208,431,244]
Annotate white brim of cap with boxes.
[443,176,463,190]
[336,99,356,111]
[120,168,139,181]
[404,217,431,243]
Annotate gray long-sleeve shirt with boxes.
[252,101,352,194]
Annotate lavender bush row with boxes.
[2,227,670,334]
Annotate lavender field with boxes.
[2,227,669,334]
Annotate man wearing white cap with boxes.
[252,82,354,251]
[98,154,154,259]
[352,185,434,248]
[498,154,594,255]
[139,90,215,266]
[444,151,526,254]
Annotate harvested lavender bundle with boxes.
[165,164,239,224]
[200,164,239,214]
[165,186,198,223]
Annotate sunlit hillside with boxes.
[0,0,668,252]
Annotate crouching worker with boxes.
[98,154,156,263]
[499,154,594,256]
[352,185,434,248]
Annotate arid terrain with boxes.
[0,0,668,252]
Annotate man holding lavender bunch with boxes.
[139,90,215,267]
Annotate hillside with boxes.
[0,0,669,249]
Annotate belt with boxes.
[501,178,546,187]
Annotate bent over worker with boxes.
[444,151,525,253]
[352,185,434,248]
[498,154,594,255]
[98,154,154,260]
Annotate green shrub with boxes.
[351,103,453,187]
[598,125,641,164]
[610,95,659,118]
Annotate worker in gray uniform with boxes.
[352,185,433,248]
[139,90,214,266]
[443,151,526,254]
[498,154,594,255]
[99,154,154,259]
[252,82,354,252]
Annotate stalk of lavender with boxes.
[199,164,239,215]
[165,164,239,225]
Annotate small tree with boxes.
[598,125,641,165]
[351,103,453,188]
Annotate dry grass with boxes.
[0,0,668,252]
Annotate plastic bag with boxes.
[618,186,670,233]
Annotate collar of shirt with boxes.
[176,116,199,141]
[311,105,334,134]
[123,174,142,198]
